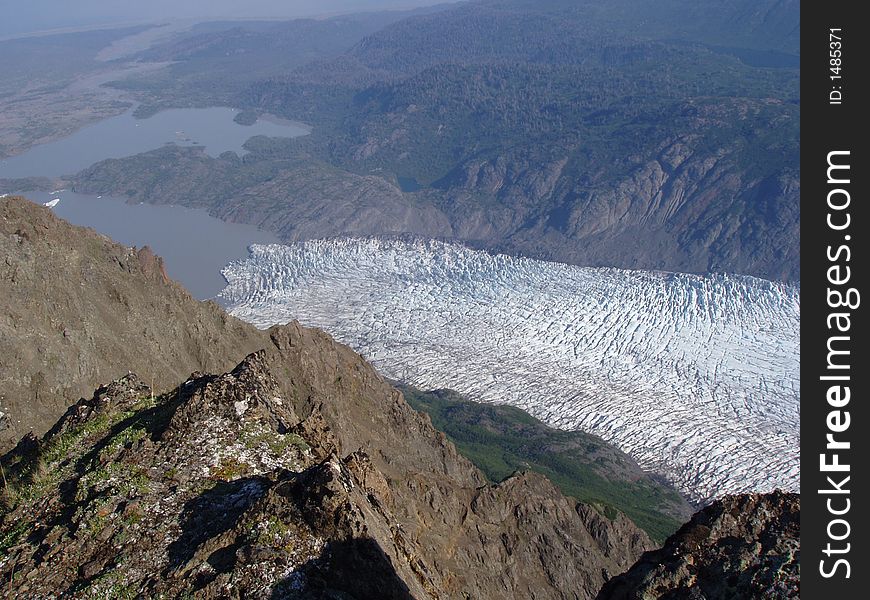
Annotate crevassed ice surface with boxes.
[219,238,800,503]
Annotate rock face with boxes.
[598,491,800,599]
[0,195,269,450]
[0,335,654,598]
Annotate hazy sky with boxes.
[0,0,456,37]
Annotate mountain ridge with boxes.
[63,0,801,281]
[599,491,800,599]
[0,318,654,599]
[0,195,800,598]
[0,195,270,450]
[1,196,653,598]
[217,237,800,504]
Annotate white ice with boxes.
[219,238,800,504]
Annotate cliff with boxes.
[598,491,800,599]
[0,195,269,450]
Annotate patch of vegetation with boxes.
[82,566,138,600]
[99,424,148,461]
[77,462,151,502]
[82,512,109,539]
[1,412,113,508]
[79,497,113,538]
[1,392,168,511]
[257,515,296,552]
[211,456,250,481]
[0,517,31,556]
[233,110,259,126]
[401,385,688,542]
[241,422,310,456]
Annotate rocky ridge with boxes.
[217,237,799,503]
[598,491,800,599]
[0,195,269,450]
[0,195,800,598]
[0,330,653,598]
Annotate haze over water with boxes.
[23,190,279,300]
[3,106,303,298]
[0,106,308,179]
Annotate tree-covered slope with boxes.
[247,0,800,279]
[401,385,693,542]
[77,0,800,280]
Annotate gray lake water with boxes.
[3,106,304,299]
[0,106,309,179]
[22,190,279,301]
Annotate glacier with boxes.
[219,238,800,504]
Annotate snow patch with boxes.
[234,399,249,417]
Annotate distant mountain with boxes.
[0,0,456,38]
[300,0,798,77]
[111,7,453,117]
[244,0,800,280]
[78,0,800,280]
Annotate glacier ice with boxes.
[219,238,800,504]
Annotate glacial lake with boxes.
[22,190,279,301]
[3,106,305,299]
[0,106,309,179]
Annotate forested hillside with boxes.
[77,0,801,279]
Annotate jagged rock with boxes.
[0,196,269,451]
[47,373,150,438]
[135,246,170,284]
[0,349,654,599]
[598,491,800,600]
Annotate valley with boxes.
[2,0,799,281]
[0,197,800,598]
[400,384,693,542]
[0,0,803,595]
[0,26,161,160]
[1,0,801,510]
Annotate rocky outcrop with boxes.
[0,195,269,450]
[0,339,655,598]
[598,491,800,599]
